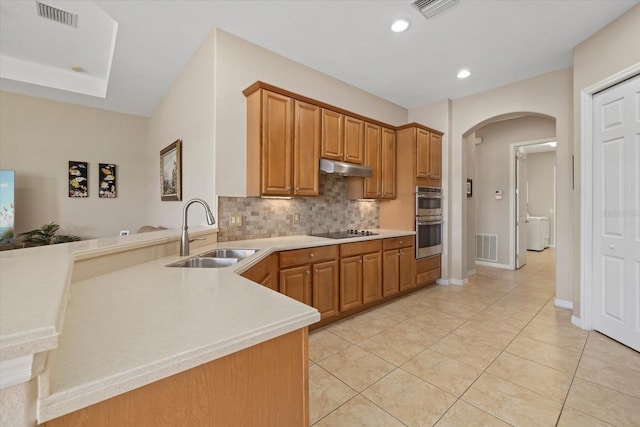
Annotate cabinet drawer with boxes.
[280,245,338,268]
[416,268,440,286]
[383,236,414,251]
[416,255,441,274]
[340,240,382,258]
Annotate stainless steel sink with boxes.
[196,248,259,259]
[166,257,239,268]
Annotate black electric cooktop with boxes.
[310,229,378,239]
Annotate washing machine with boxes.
[527,216,549,251]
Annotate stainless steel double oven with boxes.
[415,186,443,259]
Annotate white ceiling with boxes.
[1,0,637,117]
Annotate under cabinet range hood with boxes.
[319,159,372,177]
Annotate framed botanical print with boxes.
[160,139,182,201]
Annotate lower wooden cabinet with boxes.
[241,253,279,291]
[382,236,415,297]
[240,238,436,327]
[279,246,339,320]
[312,260,339,319]
[362,252,382,304]
[339,256,363,311]
[280,265,312,306]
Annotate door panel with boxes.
[293,100,320,196]
[313,261,339,319]
[515,149,528,268]
[362,252,382,304]
[592,74,640,351]
[339,256,362,311]
[261,91,292,195]
[280,266,311,306]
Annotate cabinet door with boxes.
[241,253,278,292]
[362,252,382,304]
[262,91,293,196]
[429,132,442,181]
[363,123,381,199]
[416,128,430,179]
[293,100,320,196]
[381,128,396,199]
[339,256,362,311]
[344,116,364,164]
[399,247,416,291]
[313,260,339,319]
[382,250,400,297]
[280,265,311,306]
[321,109,343,161]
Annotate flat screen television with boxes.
[0,170,15,243]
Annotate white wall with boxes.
[0,92,148,238]
[474,116,556,265]
[572,5,640,317]
[527,151,556,246]
[147,33,216,229]
[213,29,409,197]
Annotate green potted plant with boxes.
[19,222,80,246]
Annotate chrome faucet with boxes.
[180,198,216,256]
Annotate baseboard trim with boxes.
[436,278,449,286]
[449,278,468,286]
[571,315,584,329]
[554,299,573,310]
[467,269,477,276]
[475,260,512,270]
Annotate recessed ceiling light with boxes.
[390,19,410,33]
[457,69,471,79]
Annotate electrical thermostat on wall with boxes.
[495,190,503,200]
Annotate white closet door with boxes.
[592,74,640,351]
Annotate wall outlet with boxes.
[229,213,243,227]
[293,212,300,224]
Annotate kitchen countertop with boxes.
[1,228,414,422]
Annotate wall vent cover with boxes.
[411,0,458,19]
[475,233,498,262]
[36,1,78,28]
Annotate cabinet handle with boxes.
[399,240,403,244]
[315,269,318,273]
[309,253,315,257]
[306,271,310,275]
[359,259,363,263]
[295,187,300,191]
[397,253,401,257]
[345,154,349,158]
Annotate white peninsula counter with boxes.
[0,228,414,426]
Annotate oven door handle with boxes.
[417,194,442,199]
[417,220,443,226]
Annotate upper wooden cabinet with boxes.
[348,124,396,200]
[380,127,397,199]
[408,126,442,187]
[363,123,382,199]
[321,110,365,165]
[245,88,319,197]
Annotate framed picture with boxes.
[160,139,182,201]
[69,161,88,198]
[99,163,117,198]
[466,178,473,197]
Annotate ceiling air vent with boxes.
[411,0,458,19]
[36,1,78,28]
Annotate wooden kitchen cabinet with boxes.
[347,124,396,200]
[339,240,382,311]
[241,253,279,291]
[382,236,415,296]
[279,246,339,320]
[339,256,363,311]
[245,88,319,197]
[414,127,442,186]
[362,252,382,304]
[363,122,382,198]
[312,260,339,319]
[280,265,312,306]
[321,110,365,165]
[380,127,396,199]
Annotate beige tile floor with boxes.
[309,249,640,426]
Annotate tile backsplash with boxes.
[218,174,379,242]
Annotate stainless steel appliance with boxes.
[415,186,442,258]
[310,229,378,239]
[416,186,442,216]
[416,215,442,258]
